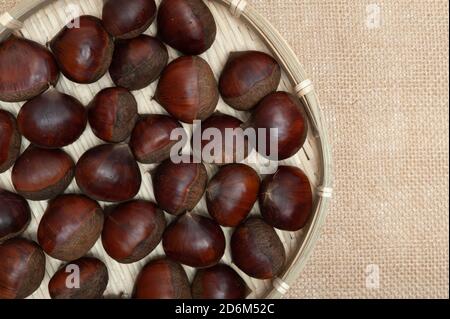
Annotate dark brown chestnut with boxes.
[194,112,248,164]
[102,200,166,263]
[231,217,285,279]
[88,87,138,143]
[206,164,260,227]
[0,35,59,102]
[50,15,114,84]
[37,194,103,261]
[157,0,216,55]
[48,257,108,299]
[102,0,157,39]
[162,212,225,268]
[130,114,185,164]
[11,146,75,201]
[155,56,219,124]
[0,238,46,299]
[0,189,31,243]
[219,51,281,111]
[245,91,308,160]
[17,89,87,148]
[109,35,168,91]
[0,109,21,173]
[192,264,248,299]
[133,258,191,299]
[259,166,313,231]
[152,160,207,215]
[75,144,141,202]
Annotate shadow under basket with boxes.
[0,0,333,299]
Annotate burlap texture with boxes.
[1,0,448,298]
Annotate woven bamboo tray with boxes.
[0,0,333,299]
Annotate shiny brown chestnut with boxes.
[157,0,216,55]
[0,110,21,173]
[50,15,114,84]
[75,144,141,202]
[192,264,249,299]
[0,238,46,299]
[18,89,87,148]
[152,160,207,215]
[133,258,191,299]
[130,114,185,164]
[48,257,108,299]
[0,189,31,243]
[231,217,285,279]
[194,112,248,164]
[109,35,168,91]
[245,91,308,160]
[259,166,313,231]
[88,87,138,143]
[11,146,75,201]
[219,51,281,111]
[0,35,59,102]
[206,164,260,227]
[162,212,225,268]
[37,194,103,261]
[102,0,157,39]
[102,200,166,263]
[155,56,219,124]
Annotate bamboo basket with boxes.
[0,0,333,299]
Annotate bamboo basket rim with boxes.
[0,0,334,299]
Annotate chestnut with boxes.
[152,160,207,215]
[219,51,281,111]
[17,89,87,149]
[155,56,219,124]
[259,166,313,231]
[50,15,114,84]
[192,264,248,299]
[109,35,168,91]
[88,87,138,143]
[11,146,75,201]
[37,194,103,261]
[133,258,191,299]
[157,0,216,55]
[102,200,166,263]
[0,189,31,243]
[0,35,59,102]
[0,110,21,173]
[0,238,46,299]
[231,217,285,279]
[206,164,260,227]
[162,212,225,268]
[48,257,108,299]
[102,0,157,39]
[130,114,185,164]
[75,144,141,202]
[194,112,248,164]
[245,91,308,160]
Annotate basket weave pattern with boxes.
[0,0,332,298]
